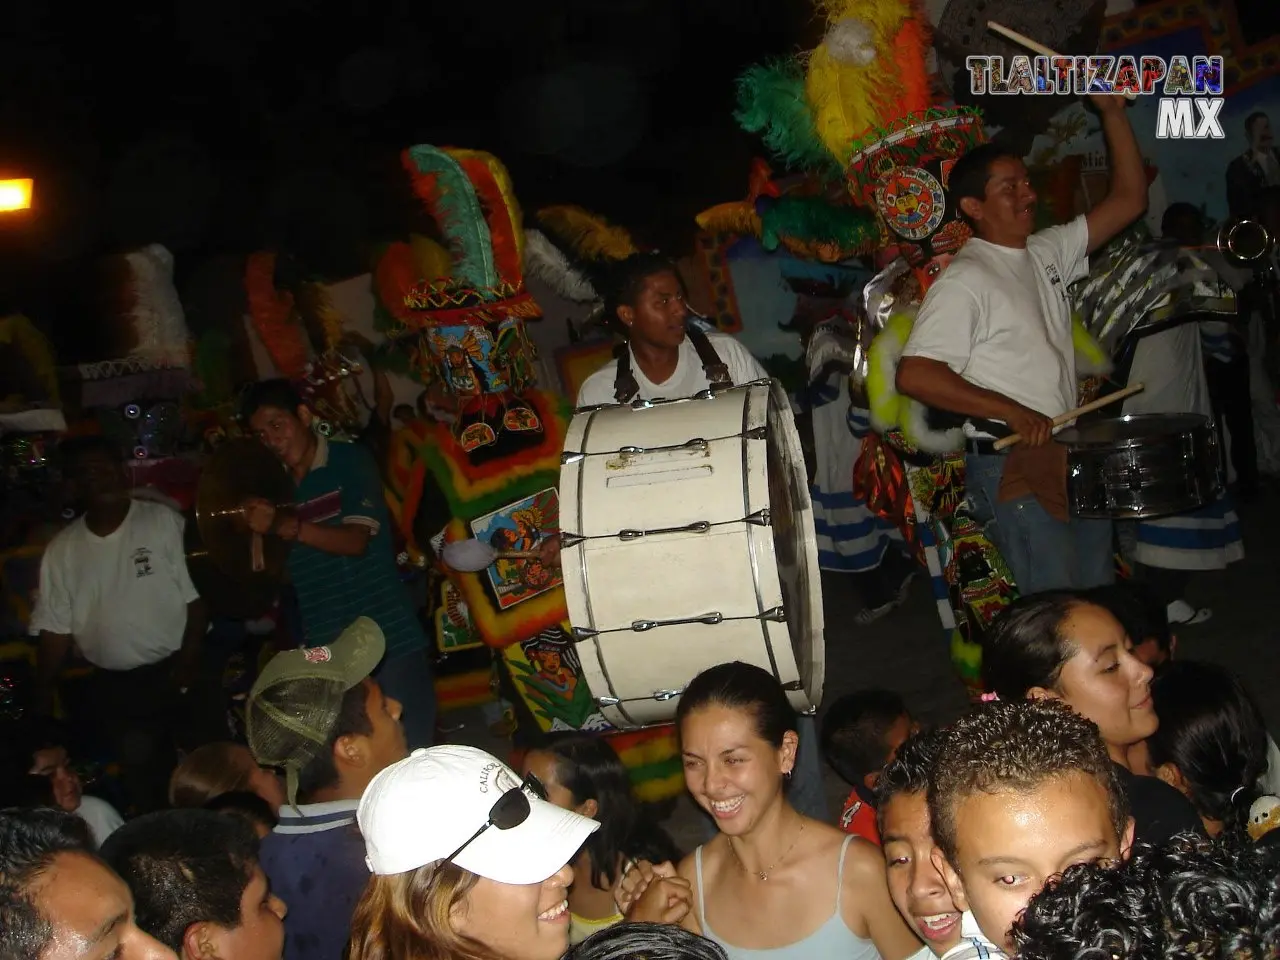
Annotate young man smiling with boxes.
[896,92,1147,595]
[240,379,434,748]
[927,698,1134,954]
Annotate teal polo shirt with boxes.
[287,435,426,659]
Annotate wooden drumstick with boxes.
[992,383,1145,451]
[986,21,1138,100]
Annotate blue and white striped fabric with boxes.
[807,373,900,573]
[1132,493,1244,570]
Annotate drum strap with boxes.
[612,325,732,403]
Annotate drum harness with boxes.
[612,325,733,403]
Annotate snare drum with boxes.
[1055,413,1221,520]
[559,382,825,729]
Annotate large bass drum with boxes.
[559,381,824,729]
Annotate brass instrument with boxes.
[1215,219,1273,265]
[194,439,295,583]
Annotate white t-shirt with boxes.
[940,911,1008,960]
[902,216,1091,427]
[76,795,125,847]
[30,498,201,670]
[576,331,769,406]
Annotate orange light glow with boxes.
[0,179,33,212]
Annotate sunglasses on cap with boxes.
[444,771,549,865]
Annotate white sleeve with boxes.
[1036,214,1090,284]
[715,335,769,385]
[28,541,72,636]
[162,506,202,605]
[900,278,982,374]
[576,360,621,407]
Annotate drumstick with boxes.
[992,383,1145,451]
[986,21,1138,100]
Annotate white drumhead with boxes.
[560,382,825,728]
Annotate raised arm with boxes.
[1084,95,1149,254]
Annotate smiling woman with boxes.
[348,745,601,960]
[671,662,922,960]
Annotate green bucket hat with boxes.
[246,617,386,806]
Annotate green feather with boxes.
[406,146,498,291]
[759,196,879,252]
[734,60,839,178]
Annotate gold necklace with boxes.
[729,821,805,881]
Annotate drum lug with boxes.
[744,426,767,441]
[631,612,724,631]
[571,626,599,640]
[559,533,585,549]
[561,450,585,465]
[780,680,803,692]
[618,521,711,540]
[758,606,787,622]
[652,688,684,702]
[595,696,621,706]
[745,509,771,526]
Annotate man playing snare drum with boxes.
[895,93,1148,594]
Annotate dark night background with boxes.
[0,0,1276,356]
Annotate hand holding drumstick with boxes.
[993,383,1145,451]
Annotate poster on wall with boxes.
[1015,0,1280,227]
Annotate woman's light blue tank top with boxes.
[694,834,883,960]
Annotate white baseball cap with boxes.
[359,745,600,884]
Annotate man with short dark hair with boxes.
[29,436,208,813]
[239,378,435,749]
[1226,112,1280,219]
[896,93,1149,594]
[0,807,175,960]
[101,809,287,960]
[928,699,1134,954]
[246,617,408,960]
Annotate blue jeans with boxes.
[374,647,437,750]
[965,453,1114,595]
[694,713,828,841]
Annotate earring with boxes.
[783,769,793,781]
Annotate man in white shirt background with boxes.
[895,92,1149,594]
[30,436,208,813]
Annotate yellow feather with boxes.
[695,202,762,237]
[803,0,913,160]
[410,235,454,283]
[536,205,639,262]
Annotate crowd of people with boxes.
[5,99,1280,960]
[4,604,1277,960]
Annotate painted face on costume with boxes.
[36,853,176,960]
[933,771,1131,952]
[1042,603,1158,758]
[914,253,956,294]
[963,157,1038,244]
[881,790,962,955]
[619,271,688,351]
[679,704,798,834]
[451,864,575,960]
[248,404,314,472]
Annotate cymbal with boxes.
[196,438,295,581]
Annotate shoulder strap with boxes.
[687,326,732,387]
[835,834,854,912]
[612,342,640,403]
[694,845,707,923]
